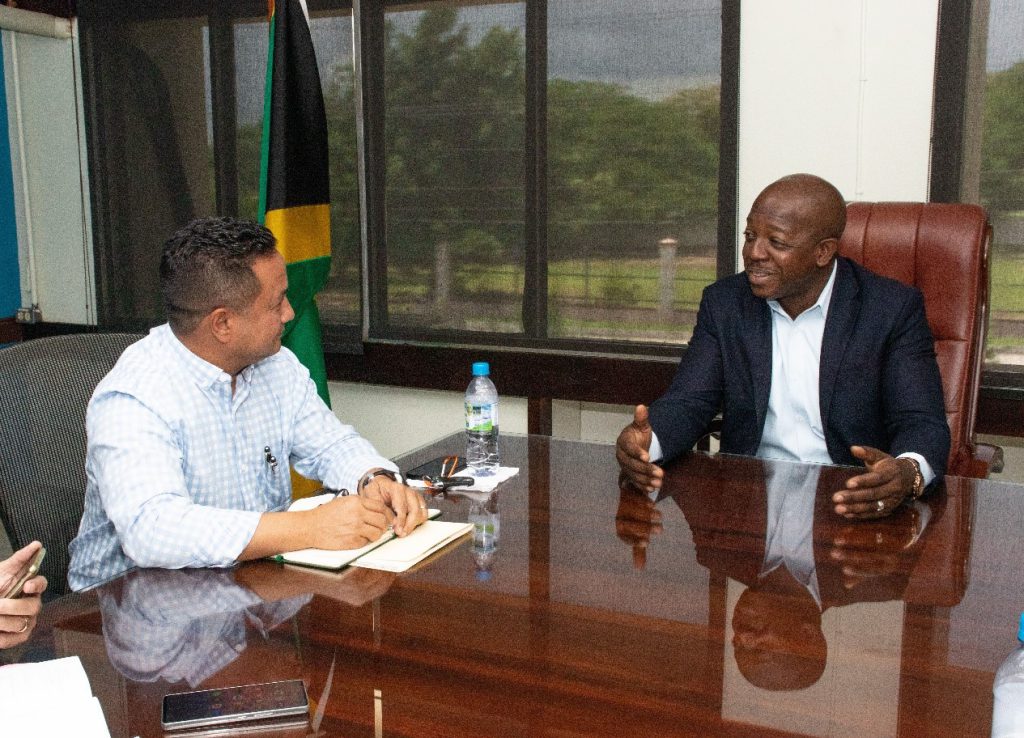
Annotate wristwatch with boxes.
[359,468,403,492]
[904,457,925,499]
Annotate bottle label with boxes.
[466,402,497,432]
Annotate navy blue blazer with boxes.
[649,257,950,479]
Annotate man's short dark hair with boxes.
[160,217,279,334]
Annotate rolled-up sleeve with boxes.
[89,392,262,569]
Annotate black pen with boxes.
[264,445,278,472]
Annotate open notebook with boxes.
[273,493,472,572]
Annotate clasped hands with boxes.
[616,404,921,520]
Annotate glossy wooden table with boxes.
[15,434,1024,737]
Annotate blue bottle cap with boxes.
[1018,612,1024,642]
[472,361,490,377]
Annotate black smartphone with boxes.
[161,680,309,731]
[405,455,467,480]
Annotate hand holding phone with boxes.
[0,543,45,599]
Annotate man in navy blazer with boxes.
[616,174,950,519]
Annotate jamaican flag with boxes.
[259,0,331,406]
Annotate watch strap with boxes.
[905,457,925,499]
[359,468,403,492]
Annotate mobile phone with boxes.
[162,716,309,737]
[405,455,467,480]
[161,680,309,731]
[1,546,45,599]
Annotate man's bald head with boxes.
[743,174,847,318]
[753,173,847,244]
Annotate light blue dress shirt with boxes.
[761,462,822,607]
[68,324,395,591]
[755,262,838,464]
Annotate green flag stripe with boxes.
[283,256,330,314]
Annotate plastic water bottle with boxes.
[465,361,499,472]
[993,612,1024,737]
[469,493,500,581]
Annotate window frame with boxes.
[931,0,1024,433]
[73,0,745,428]
[356,0,738,357]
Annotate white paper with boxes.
[351,520,474,572]
[277,530,396,570]
[0,657,111,737]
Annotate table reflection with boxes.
[96,568,308,686]
[619,452,970,697]
[94,563,397,687]
[28,436,994,737]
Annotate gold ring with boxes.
[16,616,29,634]
[876,499,885,512]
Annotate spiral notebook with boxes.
[272,493,470,572]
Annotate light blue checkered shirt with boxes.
[68,324,394,591]
[97,568,308,686]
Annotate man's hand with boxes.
[0,542,46,649]
[242,492,405,561]
[616,405,664,493]
[361,475,428,536]
[305,495,394,549]
[831,445,916,519]
[828,512,919,591]
[615,480,663,569]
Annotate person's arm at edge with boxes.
[881,288,950,479]
[833,290,949,517]
[237,494,395,561]
[646,288,726,462]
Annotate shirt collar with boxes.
[767,259,838,321]
[155,323,234,391]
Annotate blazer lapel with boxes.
[820,258,861,430]
[743,289,773,435]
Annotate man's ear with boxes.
[815,237,839,267]
[208,307,233,344]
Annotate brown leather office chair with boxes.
[839,202,999,478]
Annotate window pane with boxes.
[83,13,215,329]
[384,4,527,333]
[981,0,1024,366]
[233,18,268,224]
[547,0,720,344]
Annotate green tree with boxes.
[982,60,1024,213]
[547,79,719,258]
[384,9,525,267]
